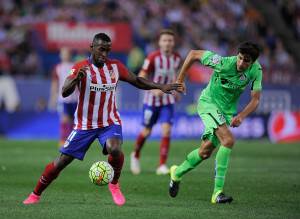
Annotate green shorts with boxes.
[197,99,232,147]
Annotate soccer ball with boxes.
[89,161,114,186]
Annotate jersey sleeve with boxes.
[117,61,130,80]
[200,51,224,69]
[141,54,155,74]
[67,68,77,79]
[251,66,263,91]
[67,61,87,80]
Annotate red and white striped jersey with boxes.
[68,58,129,130]
[142,50,181,106]
[53,62,78,103]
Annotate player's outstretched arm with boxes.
[230,90,261,127]
[123,71,183,94]
[176,50,205,93]
[62,66,87,97]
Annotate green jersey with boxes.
[199,51,262,115]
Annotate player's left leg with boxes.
[99,125,125,206]
[106,138,126,206]
[106,138,124,185]
[131,105,159,174]
[211,124,235,204]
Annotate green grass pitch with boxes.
[0,139,299,219]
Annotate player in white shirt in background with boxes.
[49,47,78,146]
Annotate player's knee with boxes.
[162,129,171,137]
[222,136,235,148]
[61,115,71,123]
[142,128,151,138]
[199,149,212,160]
[106,138,123,157]
[55,154,73,170]
[162,124,171,137]
[107,144,122,157]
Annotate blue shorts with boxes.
[58,102,77,117]
[59,125,123,160]
[142,104,174,128]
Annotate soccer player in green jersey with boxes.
[169,42,262,204]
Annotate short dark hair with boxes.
[238,41,261,61]
[159,29,175,38]
[92,33,111,44]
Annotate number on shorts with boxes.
[144,109,153,125]
[64,130,77,148]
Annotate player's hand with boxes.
[159,83,183,94]
[230,115,244,127]
[174,91,181,102]
[175,80,186,95]
[151,89,164,97]
[76,66,88,80]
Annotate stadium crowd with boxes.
[0,0,298,84]
[275,0,300,40]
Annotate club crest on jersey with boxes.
[108,69,115,79]
[239,74,246,81]
[69,69,75,75]
[90,83,116,92]
[211,54,221,64]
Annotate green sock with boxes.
[213,145,232,194]
[175,149,202,179]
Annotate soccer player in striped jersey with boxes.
[23,33,182,206]
[130,29,181,175]
[169,42,262,204]
[49,47,77,146]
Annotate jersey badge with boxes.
[211,55,221,64]
[109,69,115,79]
[240,73,246,81]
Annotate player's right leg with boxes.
[131,127,151,174]
[23,154,74,204]
[131,105,158,174]
[23,129,97,205]
[169,140,215,197]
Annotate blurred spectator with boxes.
[48,47,77,145]
[0,0,298,85]
[126,44,145,74]
[277,0,300,39]
[0,51,20,112]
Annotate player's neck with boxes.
[93,62,104,68]
[160,49,173,57]
[90,56,104,68]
